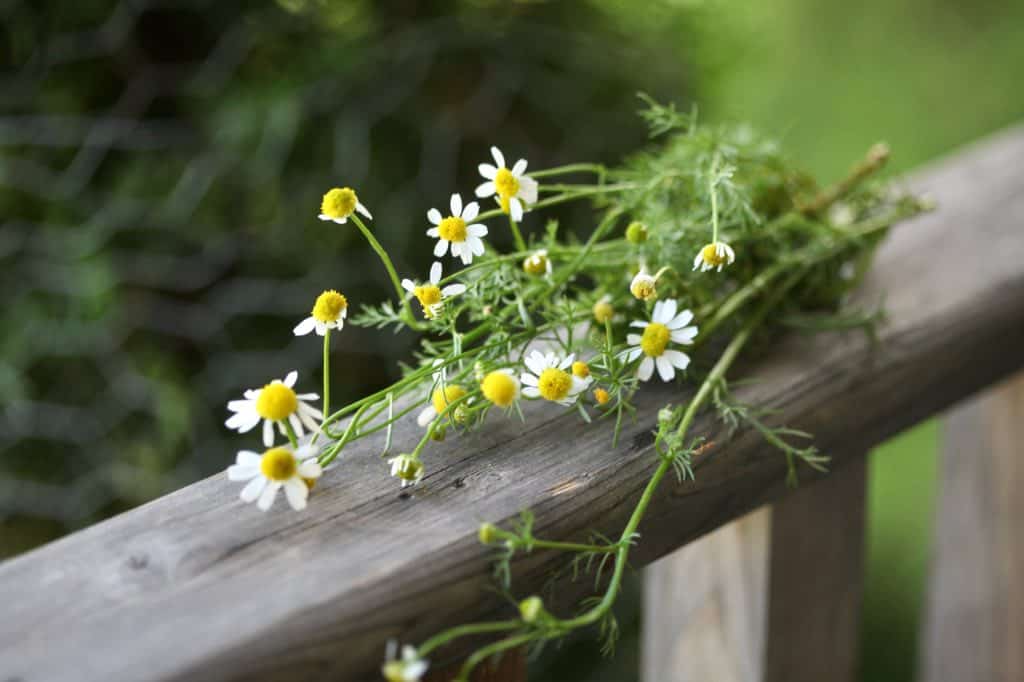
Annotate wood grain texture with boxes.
[764,457,866,682]
[920,370,1024,682]
[2,127,1024,682]
[642,507,771,682]
[642,457,865,682]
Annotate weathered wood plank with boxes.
[920,370,1024,682]
[1,126,1023,682]
[642,457,866,682]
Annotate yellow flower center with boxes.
[640,322,671,357]
[481,371,518,407]
[593,388,611,405]
[431,385,467,414]
[311,289,347,322]
[413,285,443,317]
[592,300,614,323]
[438,216,468,242]
[260,447,297,481]
[393,455,423,482]
[630,276,657,302]
[494,167,519,199]
[571,361,590,378]
[255,382,298,421]
[537,368,573,402]
[321,187,357,220]
[382,662,405,682]
[701,243,729,267]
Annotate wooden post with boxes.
[643,458,867,682]
[424,647,527,682]
[920,371,1024,682]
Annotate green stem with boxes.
[283,420,299,448]
[529,163,606,179]
[350,214,423,330]
[322,328,331,425]
[417,621,521,657]
[508,214,527,252]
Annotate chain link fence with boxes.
[0,0,693,556]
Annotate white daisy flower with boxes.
[382,640,429,682]
[318,187,372,224]
[225,370,323,447]
[293,289,348,336]
[475,146,539,222]
[401,261,467,319]
[226,444,322,511]
[630,267,659,302]
[692,241,736,272]
[520,350,591,406]
[387,453,425,489]
[621,299,698,382]
[416,381,468,428]
[426,193,488,265]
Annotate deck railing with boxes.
[2,126,1023,682]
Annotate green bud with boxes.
[625,221,649,244]
[519,595,545,624]
[478,522,499,545]
[430,424,447,442]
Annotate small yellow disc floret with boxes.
[255,382,298,421]
[312,290,347,322]
[494,168,520,199]
[321,187,358,220]
[593,388,611,405]
[630,274,658,302]
[260,447,297,481]
[592,299,614,323]
[700,243,730,267]
[431,385,467,414]
[640,322,671,357]
[481,371,518,407]
[438,216,468,242]
[413,285,443,317]
[571,361,590,378]
[537,368,573,402]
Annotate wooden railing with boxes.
[2,126,1023,682]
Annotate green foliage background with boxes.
[2,0,1022,679]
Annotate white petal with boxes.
[626,333,641,345]
[284,478,308,511]
[402,279,416,292]
[475,181,495,198]
[236,450,262,467]
[450,193,463,217]
[442,283,466,297]
[298,410,320,434]
[518,175,538,204]
[462,202,480,221]
[293,317,317,336]
[468,236,485,257]
[521,373,539,386]
[433,240,448,258]
[523,352,547,376]
[478,163,497,180]
[511,158,528,176]
[225,411,260,432]
[356,202,372,219]
[284,371,298,387]
[509,197,523,222]
[315,321,327,336]
[226,399,252,412]
[298,460,322,478]
[663,349,691,371]
[417,406,436,428]
[227,464,259,481]
[629,320,649,329]
[671,328,698,344]
[656,356,675,382]
[660,299,678,324]
[240,476,267,503]
[288,413,304,437]
[426,227,440,238]
[298,402,323,420]
[262,419,274,447]
[460,243,473,264]
[667,310,694,330]
[638,357,655,381]
[626,347,644,361]
[522,386,540,398]
[257,482,281,511]
[490,146,505,168]
[560,354,575,369]
[427,261,441,284]
[427,208,442,225]
[467,223,488,237]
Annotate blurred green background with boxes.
[1,0,1021,680]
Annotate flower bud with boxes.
[630,270,658,302]
[522,249,551,276]
[519,595,546,624]
[625,221,649,244]
[478,522,499,545]
[593,388,611,405]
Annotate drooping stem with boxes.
[508,214,527,253]
[350,214,422,329]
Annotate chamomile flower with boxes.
[621,299,698,382]
[293,289,348,336]
[480,368,521,408]
[416,383,468,427]
[225,371,323,447]
[475,146,539,222]
[401,261,467,319]
[382,641,429,682]
[630,268,659,302]
[387,454,424,488]
[521,350,591,406]
[592,295,614,323]
[227,444,322,511]
[426,193,488,265]
[522,249,551,277]
[692,241,736,272]
[318,187,372,224]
